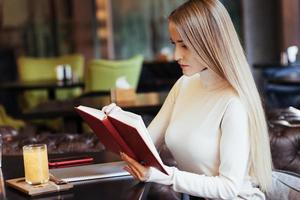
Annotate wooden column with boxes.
[280,0,300,50]
[95,0,114,59]
[72,0,95,62]
[0,0,3,27]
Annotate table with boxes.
[20,92,167,132]
[21,92,167,119]
[253,63,300,69]
[0,151,151,200]
[0,79,85,100]
[267,77,300,85]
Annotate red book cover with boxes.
[75,106,168,175]
[108,116,167,174]
[75,107,137,159]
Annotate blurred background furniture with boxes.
[0,49,19,116]
[84,55,143,94]
[257,65,300,109]
[17,54,84,110]
[0,105,24,130]
[0,125,104,155]
[137,61,181,92]
[21,92,168,132]
[267,107,300,174]
[0,79,85,101]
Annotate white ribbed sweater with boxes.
[146,69,265,200]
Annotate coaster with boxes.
[6,177,73,196]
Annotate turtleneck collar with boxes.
[198,68,229,90]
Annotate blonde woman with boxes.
[104,0,273,199]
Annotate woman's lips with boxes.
[180,65,189,68]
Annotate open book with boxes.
[75,105,168,174]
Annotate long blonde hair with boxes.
[169,0,272,191]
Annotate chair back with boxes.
[85,55,143,92]
[17,54,84,109]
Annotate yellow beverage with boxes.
[23,144,49,185]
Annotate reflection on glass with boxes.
[0,168,6,200]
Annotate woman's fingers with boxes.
[124,162,144,180]
[120,152,149,181]
[124,155,145,177]
[124,165,147,181]
[123,166,139,179]
[102,103,121,114]
[102,103,116,113]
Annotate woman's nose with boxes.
[174,47,182,62]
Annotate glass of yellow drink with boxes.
[23,144,49,185]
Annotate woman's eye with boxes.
[181,44,187,49]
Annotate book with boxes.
[75,105,168,174]
[6,178,73,196]
[49,161,130,182]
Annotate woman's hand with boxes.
[102,103,122,114]
[120,152,150,182]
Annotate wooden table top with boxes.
[1,151,150,200]
[0,79,85,90]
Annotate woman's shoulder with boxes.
[169,75,191,92]
[211,87,247,118]
[174,74,192,85]
[224,95,247,117]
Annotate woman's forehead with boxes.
[168,22,182,41]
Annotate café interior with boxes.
[0,0,299,199]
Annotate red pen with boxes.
[48,156,94,168]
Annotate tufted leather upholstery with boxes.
[269,125,300,174]
[0,125,104,155]
[267,107,300,174]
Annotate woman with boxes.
[104,0,272,199]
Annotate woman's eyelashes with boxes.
[181,44,187,49]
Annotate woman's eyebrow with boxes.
[169,38,184,43]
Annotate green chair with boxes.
[0,105,25,130]
[85,55,143,93]
[18,54,84,110]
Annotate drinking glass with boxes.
[23,144,49,185]
[0,168,6,198]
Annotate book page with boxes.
[76,106,106,120]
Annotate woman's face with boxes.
[169,22,207,76]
